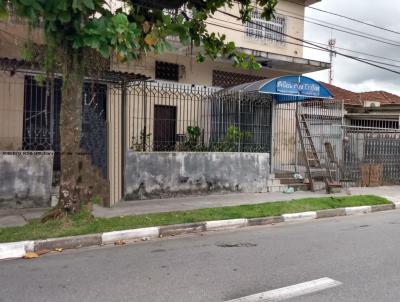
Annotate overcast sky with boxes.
[302,0,400,95]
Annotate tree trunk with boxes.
[59,48,85,212]
[57,47,110,213]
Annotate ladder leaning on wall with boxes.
[296,114,341,192]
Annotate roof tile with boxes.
[320,82,400,106]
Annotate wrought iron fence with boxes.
[342,125,400,186]
[0,71,117,184]
[126,81,273,153]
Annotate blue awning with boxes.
[222,75,333,103]
[259,75,333,102]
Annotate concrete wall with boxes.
[0,151,54,208]
[124,152,269,200]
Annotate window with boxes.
[155,61,179,81]
[212,70,265,88]
[245,10,286,44]
[350,119,399,129]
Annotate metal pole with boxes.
[270,97,275,174]
[238,91,241,152]
[142,81,147,152]
[121,80,127,200]
[294,101,299,173]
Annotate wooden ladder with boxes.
[324,142,344,192]
[296,114,325,192]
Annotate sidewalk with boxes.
[0,207,49,227]
[1,186,399,227]
[92,185,400,218]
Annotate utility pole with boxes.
[328,38,336,84]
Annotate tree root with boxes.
[41,208,64,223]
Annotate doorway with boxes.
[153,105,177,151]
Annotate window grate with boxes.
[350,119,399,129]
[155,61,180,82]
[212,70,266,88]
[245,10,286,44]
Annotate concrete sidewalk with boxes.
[92,186,400,218]
[0,207,49,227]
[1,186,399,226]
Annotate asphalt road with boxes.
[2,210,400,302]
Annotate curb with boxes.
[282,211,317,222]
[0,201,398,260]
[101,227,159,244]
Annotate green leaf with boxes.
[58,12,71,23]
[82,0,95,10]
[0,4,8,21]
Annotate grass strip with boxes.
[0,195,390,243]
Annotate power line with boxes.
[207,19,400,70]
[210,15,400,66]
[284,0,400,36]
[217,10,400,76]
[4,5,400,74]
[306,40,400,64]
[277,8,400,46]
[286,13,400,48]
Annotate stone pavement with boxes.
[1,186,399,227]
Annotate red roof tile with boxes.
[320,82,361,106]
[320,82,400,106]
[358,91,400,105]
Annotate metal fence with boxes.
[272,99,343,173]
[0,71,119,184]
[126,82,273,153]
[342,125,400,186]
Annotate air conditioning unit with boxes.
[364,101,381,108]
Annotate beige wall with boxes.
[0,71,24,150]
[113,52,288,87]
[107,87,123,206]
[207,0,305,58]
[0,20,43,59]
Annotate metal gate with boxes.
[342,125,400,186]
[272,99,343,174]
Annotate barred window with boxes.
[212,70,265,88]
[245,10,286,44]
[350,119,399,129]
[155,61,179,82]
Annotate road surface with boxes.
[1,210,400,301]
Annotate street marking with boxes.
[225,277,342,302]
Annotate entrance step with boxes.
[278,178,304,185]
[274,171,297,179]
[267,179,281,186]
[267,184,289,193]
[272,171,311,192]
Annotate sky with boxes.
[301,0,400,95]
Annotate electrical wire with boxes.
[206,20,400,69]
[276,8,400,47]
[285,0,400,36]
[217,9,400,76]
[209,15,400,65]
[305,40,400,64]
